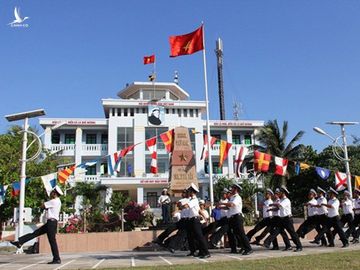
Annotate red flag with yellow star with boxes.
[169,25,204,57]
[144,55,155,65]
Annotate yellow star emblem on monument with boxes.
[179,153,187,162]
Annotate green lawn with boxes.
[95,250,360,270]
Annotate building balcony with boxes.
[82,144,108,156]
[49,144,75,156]
[48,144,108,156]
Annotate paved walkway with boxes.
[0,240,359,270]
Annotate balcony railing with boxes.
[82,144,108,156]
[49,144,75,156]
[49,144,108,156]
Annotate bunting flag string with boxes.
[58,165,76,184]
[274,157,288,176]
[201,134,217,160]
[41,173,57,196]
[159,129,175,153]
[335,171,347,191]
[315,167,331,180]
[254,151,271,172]
[234,146,249,177]
[146,137,158,174]
[219,140,232,168]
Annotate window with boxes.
[51,133,60,144]
[100,163,108,175]
[195,109,198,117]
[189,109,194,117]
[130,108,134,116]
[232,134,241,145]
[101,134,108,144]
[204,162,223,174]
[118,156,134,177]
[143,89,166,100]
[172,108,175,114]
[170,92,179,100]
[86,164,97,175]
[64,134,75,144]
[189,128,195,151]
[244,134,252,145]
[124,108,128,117]
[86,134,97,144]
[142,108,147,114]
[117,127,134,150]
[146,192,158,208]
[183,109,188,117]
[145,127,168,150]
[146,154,169,174]
[177,109,181,117]
[166,109,169,114]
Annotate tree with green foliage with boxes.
[0,125,69,233]
[256,120,306,187]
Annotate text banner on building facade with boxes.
[169,25,204,57]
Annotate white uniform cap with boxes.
[309,189,317,195]
[344,190,351,196]
[53,185,64,196]
[328,187,338,195]
[317,186,326,194]
[199,199,205,205]
[187,183,199,193]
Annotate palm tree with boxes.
[256,120,305,187]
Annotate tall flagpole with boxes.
[201,23,214,208]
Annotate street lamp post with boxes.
[5,109,46,243]
[313,121,359,196]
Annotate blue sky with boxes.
[0,1,359,151]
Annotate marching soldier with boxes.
[297,189,319,239]
[220,183,252,255]
[341,190,355,240]
[352,188,360,243]
[11,186,63,264]
[184,183,210,258]
[309,187,328,246]
[264,186,302,252]
[247,189,274,244]
[312,188,349,248]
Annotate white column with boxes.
[227,128,234,176]
[75,128,82,166]
[137,187,144,204]
[44,127,52,149]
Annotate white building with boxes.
[40,82,264,208]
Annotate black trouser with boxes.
[209,218,229,247]
[227,214,251,252]
[315,216,348,246]
[247,217,270,241]
[156,222,178,243]
[340,213,355,239]
[297,215,327,245]
[161,204,171,224]
[18,219,60,261]
[263,216,291,248]
[265,216,301,249]
[187,217,209,256]
[353,214,360,239]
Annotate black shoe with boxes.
[353,239,359,244]
[250,240,260,245]
[342,243,349,248]
[242,249,253,255]
[263,243,270,249]
[47,260,61,264]
[230,249,238,254]
[310,240,320,245]
[186,252,195,256]
[283,246,293,251]
[10,241,22,249]
[271,246,279,250]
[199,254,211,259]
[168,248,175,253]
[327,244,335,247]
[321,242,328,247]
[293,247,302,252]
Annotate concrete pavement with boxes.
[0,240,359,270]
